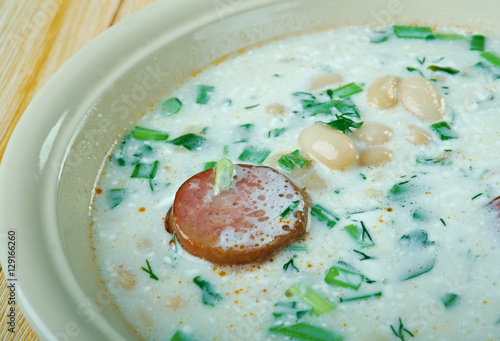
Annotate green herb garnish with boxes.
[344,222,375,248]
[399,229,434,248]
[278,150,310,171]
[286,283,335,316]
[107,189,125,209]
[441,293,460,309]
[196,85,215,104]
[390,317,414,341]
[353,249,373,261]
[325,266,365,290]
[471,193,484,200]
[389,180,410,197]
[427,65,459,75]
[204,161,217,170]
[403,258,435,280]
[168,133,206,150]
[470,35,485,51]
[193,276,222,307]
[170,330,200,341]
[431,121,457,140]
[162,97,183,115]
[393,25,434,39]
[283,259,299,272]
[280,200,300,218]
[214,158,234,195]
[268,128,286,138]
[269,323,344,341]
[131,160,159,179]
[238,146,270,165]
[311,205,339,229]
[325,115,363,134]
[244,104,260,109]
[141,259,159,280]
[131,126,169,141]
[406,67,424,77]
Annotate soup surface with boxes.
[91,25,500,340]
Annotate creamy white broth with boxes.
[91,26,500,340]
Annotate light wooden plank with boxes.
[0,1,156,339]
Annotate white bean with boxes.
[351,122,392,145]
[299,123,357,170]
[406,125,432,145]
[309,73,343,90]
[366,75,400,109]
[358,147,392,166]
[398,76,446,121]
[266,103,285,115]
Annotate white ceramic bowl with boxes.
[1,0,499,339]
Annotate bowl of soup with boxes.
[1,0,500,340]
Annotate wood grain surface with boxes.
[0,1,156,339]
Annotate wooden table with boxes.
[0,1,156,339]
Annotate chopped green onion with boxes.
[440,218,447,226]
[441,293,460,309]
[325,266,365,290]
[162,97,183,115]
[204,161,217,170]
[141,259,159,280]
[480,51,500,67]
[214,158,234,195]
[238,146,270,165]
[431,121,457,140]
[344,223,375,248]
[131,160,159,179]
[325,116,363,134]
[107,189,125,209]
[403,258,435,280]
[280,200,300,218]
[311,205,339,229]
[327,82,363,99]
[193,276,222,307]
[168,133,206,150]
[412,209,427,221]
[286,283,335,316]
[131,126,169,141]
[170,330,200,341]
[196,85,215,104]
[393,25,434,39]
[340,291,382,303]
[435,33,468,40]
[427,65,459,75]
[278,150,310,171]
[244,104,260,109]
[470,35,485,51]
[269,323,344,341]
[283,259,299,272]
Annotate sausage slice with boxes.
[165,164,310,265]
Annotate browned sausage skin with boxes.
[165,164,310,265]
